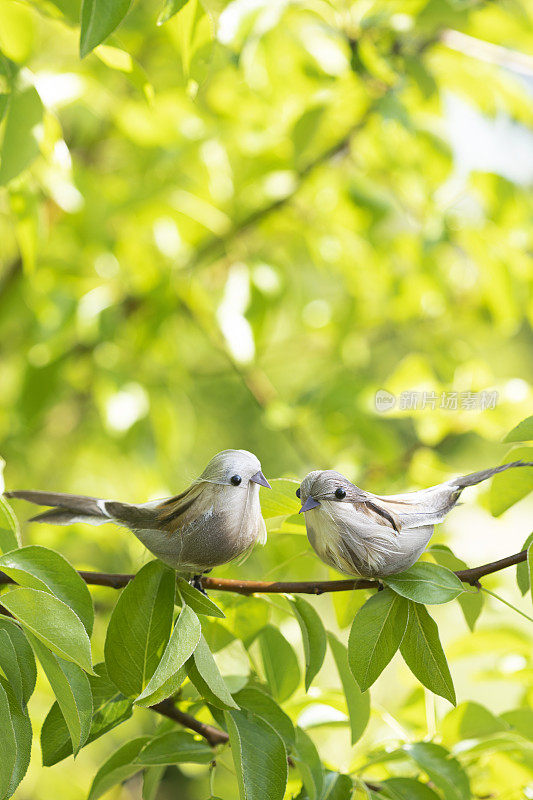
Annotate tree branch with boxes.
[150,699,229,746]
[0,550,526,594]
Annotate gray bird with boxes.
[298,461,533,578]
[6,449,271,581]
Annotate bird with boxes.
[297,460,533,579]
[5,449,271,584]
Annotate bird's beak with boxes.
[250,471,272,489]
[299,496,320,513]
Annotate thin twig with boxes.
[0,550,526,594]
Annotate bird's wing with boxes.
[350,489,403,533]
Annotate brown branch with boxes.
[151,699,229,747]
[0,550,526,594]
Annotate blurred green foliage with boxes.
[0,0,533,797]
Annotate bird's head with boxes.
[198,449,271,490]
[297,470,354,513]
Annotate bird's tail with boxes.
[4,490,110,525]
[452,460,533,490]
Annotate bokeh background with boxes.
[0,0,532,797]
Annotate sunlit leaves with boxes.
[157,0,190,26]
[400,603,455,705]
[504,416,533,443]
[225,709,288,800]
[516,533,533,596]
[79,0,132,58]
[0,545,94,634]
[186,635,238,709]
[404,743,470,800]
[104,561,175,697]
[41,663,133,766]
[87,737,149,800]
[328,633,370,745]
[0,683,17,800]
[384,563,464,605]
[27,634,92,756]
[489,447,533,516]
[0,619,36,708]
[233,686,295,747]
[258,625,300,703]
[348,588,408,691]
[135,604,201,707]
[289,595,327,690]
[134,731,212,765]
[0,85,43,185]
[293,726,323,800]
[1,588,94,673]
[429,545,484,631]
[176,577,225,617]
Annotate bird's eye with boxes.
[231,475,242,486]
[296,488,301,498]
[335,488,346,499]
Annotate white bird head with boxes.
[197,449,271,490]
[298,470,355,513]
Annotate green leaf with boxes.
[88,736,149,800]
[529,545,533,608]
[294,726,323,800]
[176,577,225,617]
[104,560,175,697]
[41,663,133,766]
[504,416,533,442]
[27,632,92,756]
[289,596,327,690]
[0,528,18,555]
[0,496,21,549]
[134,731,213,765]
[80,0,132,58]
[327,633,370,745]
[233,686,295,747]
[0,545,94,634]
[517,533,533,596]
[400,603,455,705]
[260,479,300,520]
[1,588,94,673]
[258,624,300,702]
[348,589,408,691]
[0,618,36,705]
[440,701,506,745]
[429,546,483,630]
[225,709,288,800]
[384,563,464,605]
[157,0,190,25]
[500,708,533,740]
[186,634,238,709]
[0,681,17,799]
[0,629,24,708]
[489,447,533,516]
[135,604,201,707]
[404,742,470,800]
[0,85,43,185]
[321,772,353,800]
[380,777,441,800]
[1,680,32,799]
[142,766,165,800]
